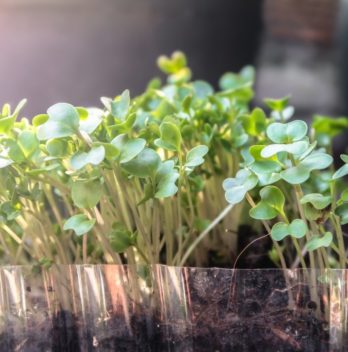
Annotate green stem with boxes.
[246,193,288,270]
[329,213,346,268]
[279,212,307,270]
[292,238,307,270]
[179,203,234,266]
[176,152,184,263]
[293,184,317,269]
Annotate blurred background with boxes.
[0,0,347,153]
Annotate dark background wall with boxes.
[0,0,262,116]
[0,0,347,153]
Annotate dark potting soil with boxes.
[0,270,333,352]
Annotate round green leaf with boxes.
[32,114,48,126]
[271,219,307,241]
[335,204,348,225]
[107,223,136,253]
[300,193,331,210]
[157,51,187,74]
[271,222,289,241]
[264,96,289,111]
[249,186,285,220]
[79,108,103,134]
[7,140,25,163]
[111,90,130,121]
[248,145,281,176]
[70,146,105,170]
[192,81,213,99]
[281,152,333,185]
[288,219,308,238]
[46,139,70,157]
[154,160,179,198]
[17,131,39,158]
[155,178,178,198]
[185,145,209,168]
[332,164,348,180]
[119,138,146,164]
[223,169,258,205]
[255,172,282,186]
[63,214,95,236]
[271,106,294,121]
[121,148,161,178]
[339,189,348,204]
[261,141,309,158]
[0,116,16,134]
[224,186,249,205]
[303,203,322,221]
[241,108,267,136]
[71,179,103,208]
[111,134,146,164]
[266,120,308,143]
[37,103,80,140]
[250,200,279,220]
[341,154,348,163]
[93,142,119,159]
[306,232,333,251]
[219,66,255,90]
[154,121,182,151]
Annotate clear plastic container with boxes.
[0,265,346,351]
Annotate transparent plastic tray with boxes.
[0,265,346,351]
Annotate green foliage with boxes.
[261,140,309,158]
[300,193,331,221]
[111,134,146,163]
[271,219,307,241]
[71,179,103,208]
[185,145,209,168]
[241,108,267,137]
[300,193,331,210]
[336,204,348,225]
[70,146,105,170]
[219,66,255,91]
[313,115,348,137]
[306,232,333,251]
[154,121,182,151]
[281,152,333,184]
[122,148,161,178]
[110,90,130,120]
[223,169,258,205]
[0,152,13,168]
[63,214,96,236]
[0,99,27,134]
[264,96,290,112]
[249,186,285,220]
[37,103,80,140]
[157,51,191,84]
[79,108,104,134]
[0,51,346,272]
[224,95,346,269]
[154,160,179,198]
[107,223,136,253]
[46,139,70,157]
[266,120,307,143]
[332,154,348,180]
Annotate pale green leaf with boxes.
[63,214,95,236]
[306,232,333,251]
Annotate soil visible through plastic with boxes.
[0,269,333,352]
